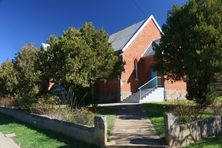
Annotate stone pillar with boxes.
[164,112,178,145]
[94,115,107,147]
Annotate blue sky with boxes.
[0,0,188,64]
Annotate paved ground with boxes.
[107,104,166,147]
[0,132,20,148]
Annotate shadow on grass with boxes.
[92,105,120,116]
[142,103,176,118]
[93,104,148,116]
[186,133,222,148]
[94,104,176,125]
[0,113,98,148]
[142,103,177,138]
[93,103,176,124]
[94,104,169,145]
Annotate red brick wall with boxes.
[121,19,161,93]
[94,18,187,102]
[138,57,156,86]
[165,79,187,90]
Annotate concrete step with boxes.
[122,98,140,103]
[122,93,140,103]
[122,89,158,103]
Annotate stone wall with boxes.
[0,107,107,147]
[164,79,187,101]
[164,113,222,147]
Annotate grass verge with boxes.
[0,113,98,148]
[186,133,222,148]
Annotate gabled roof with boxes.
[142,39,160,57]
[108,19,146,52]
[108,15,162,52]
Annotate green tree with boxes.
[0,60,17,97]
[13,44,40,107]
[39,23,122,86]
[38,23,123,104]
[155,0,222,103]
[79,23,123,82]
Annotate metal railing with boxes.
[138,76,163,99]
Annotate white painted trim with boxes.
[140,41,152,57]
[141,38,161,58]
[122,15,162,52]
[150,15,163,34]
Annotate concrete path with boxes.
[0,132,20,148]
[107,104,166,147]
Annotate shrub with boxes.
[48,108,95,126]
[29,94,59,114]
[0,97,16,107]
[209,104,222,116]
[30,105,95,126]
[14,97,37,110]
[208,96,222,116]
[174,103,208,123]
[0,61,17,97]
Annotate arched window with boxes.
[134,59,138,80]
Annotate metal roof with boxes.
[108,19,146,52]
[142,39,160,57]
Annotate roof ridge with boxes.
[109,15,162,52]
[108,18,147,51]
[109,18,147,37]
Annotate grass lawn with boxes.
[142,101,222,147]
[186,133,222,148]
[0,113,98,148]
[142,102,175,138]
[106,115,116,138]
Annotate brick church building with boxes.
[94,15,187,103]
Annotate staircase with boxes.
[122,76,165,103]
[122,91,140,103]
[140,88,165,103]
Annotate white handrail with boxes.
[138,76,161,90]
[138,76,162,99]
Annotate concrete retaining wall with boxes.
[164,113,222,147]
[0,107,107,147]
